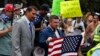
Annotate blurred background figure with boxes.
[0,4,14,56]
[85,12,100,44]
[13,4,22,23]
[34,46,45,56]
[85,12,94,28]
[72,17,85,35]
[82,12,100,56]
[64,18,74,36]
[34,4,50,47]
[0,8,4,15]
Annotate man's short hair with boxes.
[26,6,37,12]
[49,15,59,22]
[40,4,49,11]
[93,12,100,21]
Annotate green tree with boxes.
[80,0,100,13]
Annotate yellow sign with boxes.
[60,1,83,18]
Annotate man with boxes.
[12,6,37,56]
[34,4,49,46]
[72,17,85,35]
[13,4,22,23]
[85,12,100,44]
[87,23,100,56]
[0,4,14,56]
[84,13,100,56]
[39,15,64,56]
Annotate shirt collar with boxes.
[48,25,58,32]
[24,15,30,24]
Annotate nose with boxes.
[56,23,59,26]
[34,14,37,18]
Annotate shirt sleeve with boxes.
[0,21,4,31]
[81,21,85,31]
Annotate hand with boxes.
[46,37,52,44]
[47,37,52,41]
[6,26,12,32]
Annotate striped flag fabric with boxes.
[48,35,82,56]
[48,38,63,56]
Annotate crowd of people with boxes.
[0,3,100,56]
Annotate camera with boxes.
[75,26,83,32]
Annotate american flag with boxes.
[48,35,82,56]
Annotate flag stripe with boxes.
[48,35,82,56]
[48,42,63,48]
[48,48,61,54]
[61,52,77,56]
[48,50,61,56]
[49,38,63,46]
[48,38,63,56]
[48,44,62,52]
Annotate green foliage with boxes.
[80,0,100,13]
[1,0,100,13]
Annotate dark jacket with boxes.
[39,27,64,56]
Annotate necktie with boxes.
[29,22,32,36]
[29,22,33,46]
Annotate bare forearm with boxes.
[0,29,9,37]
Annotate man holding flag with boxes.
[39,15,64,56]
